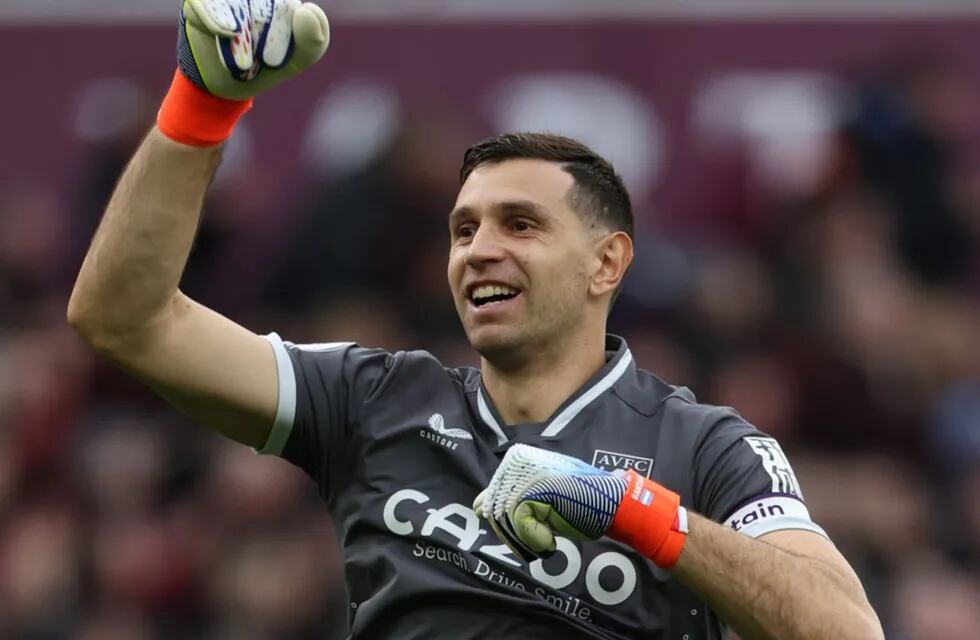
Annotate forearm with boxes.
[671,513,881,640]
[68,127,222,345]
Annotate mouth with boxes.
[467,283,522,310]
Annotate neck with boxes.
[480,328,608,425]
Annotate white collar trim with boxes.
[478,389,508,445]
[477,347,634,441]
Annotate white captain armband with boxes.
[725,494,828,539]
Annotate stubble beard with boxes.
[468,300,585,374]
[467,321,536,372]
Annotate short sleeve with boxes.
[255,333,394,502]
[693,414,827,540]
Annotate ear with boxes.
[589,231,633,298]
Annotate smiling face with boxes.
[448,158,624,367]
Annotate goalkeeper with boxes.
[68,2,883,639]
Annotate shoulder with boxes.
[392,349,476,382]
[364,348,478,395]
[279,341,472,402]
[621,366,748,439]
[662,392,759,448]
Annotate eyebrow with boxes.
[448,199,547,225]
[448,205,473,227]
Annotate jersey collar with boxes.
[475,335,634,444]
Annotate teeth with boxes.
[472,284,518,301]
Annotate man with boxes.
[68,1,883,639]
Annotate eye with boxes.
[511,219,532,232]
[454,223,476,240]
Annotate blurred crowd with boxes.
[2,47,980,640]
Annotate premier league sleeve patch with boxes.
[742,437,803,498]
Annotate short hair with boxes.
[459,132,634,241]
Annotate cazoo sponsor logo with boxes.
[382,489,640,620]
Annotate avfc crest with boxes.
[591,449,654,478]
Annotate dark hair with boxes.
[460,132,634,241]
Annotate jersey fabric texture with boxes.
[256,333,827,640]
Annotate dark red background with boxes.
[2,19,977,220]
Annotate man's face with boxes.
[447,159,602,363]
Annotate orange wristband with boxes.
[608,470,688,569]
[156,70,253,147]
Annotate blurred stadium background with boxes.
[2,1,980,638]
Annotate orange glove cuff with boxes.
[156,70,253,147]
[608,470,688,569]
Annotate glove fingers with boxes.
[217,29,258,79]
[513,501,557,555]
[185,0,242,37]
[472,489,487,518]
[182,6,254,96]
[477,488,538,562]
[487,512,537,563]
[185,0,256,79]
[289,1,330,68]
[258,0,295,68]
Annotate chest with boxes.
[344,396,693,519]
[332,395,713,639]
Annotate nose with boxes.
[464,223,506,268]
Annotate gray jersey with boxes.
[257,334,826,640]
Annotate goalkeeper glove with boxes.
[157,0,330,146]
[474,444,688,568]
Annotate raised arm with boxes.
[68,0,330,448]
[68,129,277,447]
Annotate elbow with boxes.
[834,605,883,640]
[67,301,112,354]
[66,293,96,343]
[790,591,884,640]
[66,292,87,330]
[67,290,105,347]
[857,611,885,640]
[848,623,884,640]
[66,292,130,356]
[850,586,885,640]
[798,612,882,640]
[67,290,174,358]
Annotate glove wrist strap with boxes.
[608,470,688,569]
[157,69,253,147]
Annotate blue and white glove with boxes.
[177,0,330,100]
[158,0,329,146]
[474,444,688,568]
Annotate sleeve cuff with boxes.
[253,332,297,456]
[725,494,829,540]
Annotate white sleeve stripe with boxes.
[253,332,297,457]
[726,494,829,540]
[741,517,829,540]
